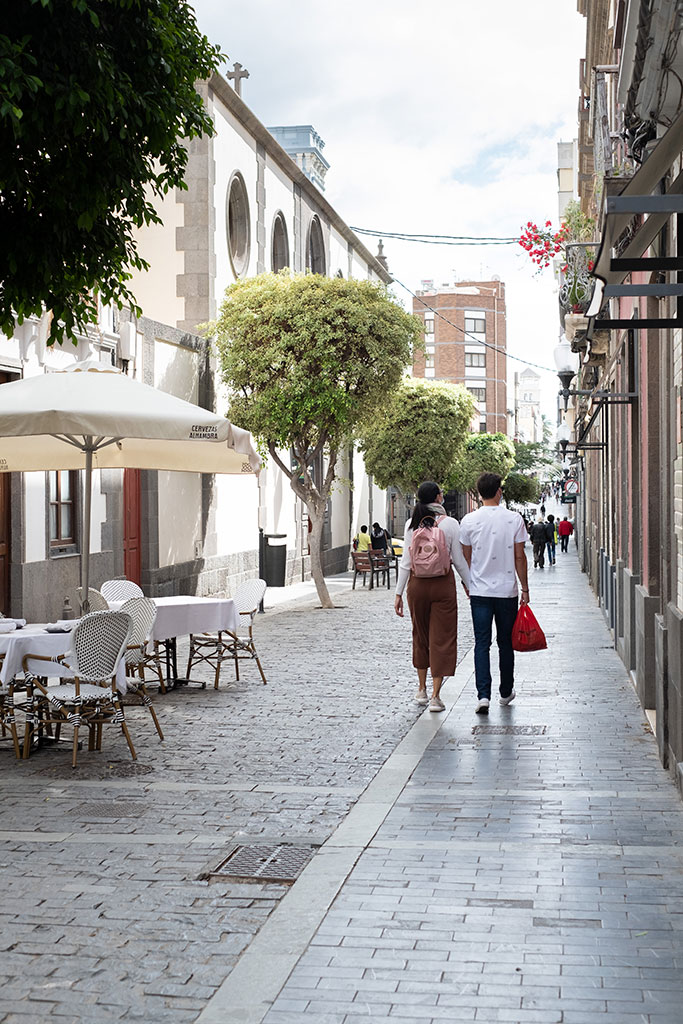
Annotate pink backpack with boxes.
[410,515,451,578]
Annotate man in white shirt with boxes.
[459,472,529,715]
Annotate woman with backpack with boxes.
[394,481,470,712]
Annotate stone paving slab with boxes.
[262,550,683,1024]
[0,577,474,1023]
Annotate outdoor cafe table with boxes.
[0,623,128,692]
[106,596,239,685]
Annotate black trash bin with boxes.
[263,533,287,587]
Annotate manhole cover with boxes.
[471,725,547,735]
[208,844,315,884]
[72,801,147,818]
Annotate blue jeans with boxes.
[546,541,556,563]
[470,596,519,700]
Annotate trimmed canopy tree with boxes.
[0,0,223,344]
[212,272,421,609]
[448,432,516,498]
[359,377,475,494]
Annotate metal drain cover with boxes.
[208,844,315,884]
[472,724,547,735]
[72,801,147,818]
[39,761,154,780]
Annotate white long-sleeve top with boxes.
[395,515,471,597]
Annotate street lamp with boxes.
[553,336,580,411]
[556,420,571,459]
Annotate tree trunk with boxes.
[307,504,333,608]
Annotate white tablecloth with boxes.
[108,596,239,642]
[0,625,128,693]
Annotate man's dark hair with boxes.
[547,514,555,523]
[360,525,368,533]
[477,473,502,499]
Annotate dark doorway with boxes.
[123,469,141,585]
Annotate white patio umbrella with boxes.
[0,359,261,608]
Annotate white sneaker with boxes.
[499,690,516,706]
[429,696,445,712]
[415,689,429,706]
[475,698,490,715]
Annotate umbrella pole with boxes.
[81,441,93,613]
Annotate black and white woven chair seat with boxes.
[186,579,267,688]
[100,579,144,604]
[117,596,164,740]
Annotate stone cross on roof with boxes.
[226,62,249,97]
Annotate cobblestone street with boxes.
[0,575,472,1023]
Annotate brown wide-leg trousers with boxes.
[406,571,458,677]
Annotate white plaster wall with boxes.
[351,448,389,536]
[212,101,258,295]
[24,473,45,563]
[350,251,369,281]
[264,159,295,271]
[154,339,202,567]
[129,187,184,327]
[329,228,348,278]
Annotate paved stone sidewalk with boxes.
[0,573,473,1023]
[261,550,683,1024]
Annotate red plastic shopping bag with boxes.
[511,604,547,652]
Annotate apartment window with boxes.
[425,353,435,368]
[479,420,488,433]
[424,318,434,334]
[465,352,486,367]
[467,386,486,403]
[49,471,77,549]
[425,367,436,378]
[425,344,435,355]
[465,316,486,334]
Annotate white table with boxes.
[107,596,239,685]
[108,595,239,641]
[0,624,128,693]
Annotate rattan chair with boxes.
[119,597,164,740]
[186,579,267,688]
[100,579,144,604]
[74,587,109,613]
[0,656,22,759]
[23,611,135,767]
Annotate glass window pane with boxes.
[49,505,58,540]
[60,505,72,540]
[61,471,71,501]
[49,472,57,501]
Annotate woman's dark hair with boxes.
[372,522,382,534]
[409,481,442,530]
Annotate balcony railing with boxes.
[559,243,597,318]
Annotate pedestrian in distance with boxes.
[558,516,574,552]
[545,514,557,565]
[529,516,547,568]
[540,501,546,517]
[370,522,389,551]
[353,525,372,552]
[394,481,470,713]
[459,472,530,714]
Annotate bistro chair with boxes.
[119,597,164,740]
[369,550,392,590]
[74,587,109,613]
[186,578,267,688]
[351,550,373,589]
[23,611,134,767]
[0,655,22,759]
[100,579,144,604]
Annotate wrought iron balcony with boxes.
[559,243,597,319]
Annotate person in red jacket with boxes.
[558,516,574,553]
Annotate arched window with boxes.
[226,172,250,278]
[271,212,290,272]
[306,215,326,274]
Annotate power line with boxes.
[350,226,520,246]
[391,276,556,374]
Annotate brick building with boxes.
[412,280,508,434]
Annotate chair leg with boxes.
[88,726,96,751]
[255,654,267,685]
[120,718,137,760]
[154,647,166,695]
[140,685,164,741]
[186,636,195,680]
[72,725,79,768]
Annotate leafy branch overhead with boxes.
[0,0,223,343]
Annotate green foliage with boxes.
[562,199,594,243]
[359,378,475,495]
[513,440,554,474]
[503,471,540,507]
[213,271,420,481]
[0,0,223,344]
[448,432,515,496]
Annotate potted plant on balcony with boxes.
[519,202,595,323]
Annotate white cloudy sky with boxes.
[190,0,586,418]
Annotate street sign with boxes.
[564,480,580,495]
[561,494,577,504]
